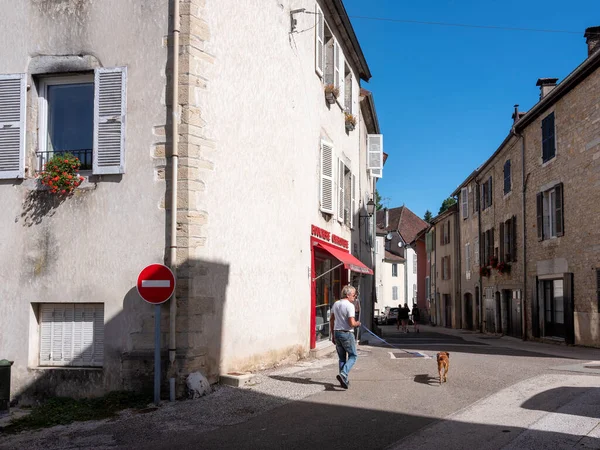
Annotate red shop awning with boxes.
[315,241,374,275]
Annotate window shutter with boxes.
[350,173,355,228]
[461,187,468,219]
[504,160,511,194]
[52,306,65,363]
[536,192,544,240]
[344,72,353,114]
[542,113,555,162]
[491,227,495,261]
[367,134,383,178]
[337,159,344,223]
[338,53,345,110]
[93,67,126,175]
[39,304,53,364]
[475,184,480,212]
[314,4,324,76]
[555,183,564,236]
[532,277,540,337]
[333,40,340,91]
[512,215,517,261]
[480,183,485,210]
[62,306,75,363]
[488,177,493,206]
[0,74,26,179]
[319,140,334,214]
[499,222,504,263]
[448,257,451,280]
[447,221,451,244]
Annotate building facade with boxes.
[0,0,381,402]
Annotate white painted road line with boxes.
[142,280,171,288]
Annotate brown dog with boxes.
[436,352,450,384]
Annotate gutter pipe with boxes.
[169,0,180,402]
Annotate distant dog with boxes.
[436,352,450,385]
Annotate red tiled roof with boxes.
[376,206,429,245]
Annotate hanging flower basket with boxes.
[496,262,511,275]
[480,266,491,277]
[324,84,339,104]
[489,256,499,269]
[38,153,85,195]
[344,112,356,131]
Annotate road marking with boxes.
[142,280,171,288]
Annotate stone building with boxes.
[0,0,381,402]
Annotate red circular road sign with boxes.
[137,264,176,304]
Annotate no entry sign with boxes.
[137,264,175,304]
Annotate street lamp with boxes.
[361,199,376,218]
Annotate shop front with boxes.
[310,225,373,349]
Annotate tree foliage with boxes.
[423,210,433,223]
[438,197,457,215]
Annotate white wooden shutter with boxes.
[0,74,26,179]
[350,173,355,228]
[461,187,468,219]
[320,140,334,214]
[337,159,344,223]
[39,305,54,364]
[39,303,104,367]
[338,52,345,110]
[333,40,340,91]
[315,3,324,77]
[94,67,126,175]
[367,134,383,178]
[345,72,353,114]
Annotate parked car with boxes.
[385,307,399,325]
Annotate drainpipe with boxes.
[168,0,180,403]
[511,126,528,341]
[476,180,483,333]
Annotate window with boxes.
[0,68,126,179]
[482,228,494,266]
[465,243,471,272]
[344,63,353,114]
[413,254,417,274]
[367,134,383,178]
[461,187,469,219]
[474,183,480,213]
[596,269,600,312]
[441,221,451,245]
[500,216,517,262]
[319,139,334,214]
[392,263,398,277]
[481,177,493,210]
[392,286,398,300]
[338,160,353,226]
[537,183,564,240]
[441,256,451,280]
[542,112,556,163]
[38,68,126,175]
[504,160,511,194]
[39,303,104,367]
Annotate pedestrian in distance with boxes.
[412,304,420,333]
[352,289,361,342]
[399,303,410,333]
[330,284,361,389]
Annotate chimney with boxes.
[512,104,519,124]
[384,208,389,228]
[536,78,558,100]
[584,26,600,57]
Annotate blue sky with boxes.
[343,0,599,219]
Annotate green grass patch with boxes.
[2,391,152,434]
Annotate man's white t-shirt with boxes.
[332,299,355,332]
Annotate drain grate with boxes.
[392,352,424,359]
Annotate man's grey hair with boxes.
[341,284,356,298]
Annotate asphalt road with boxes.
[2,325,600,450]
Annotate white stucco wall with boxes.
[406,247,418,306]
[198,0,368,371]
[0,0,169,398]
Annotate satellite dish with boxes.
[385,232,393,241]
[398,241,403,248]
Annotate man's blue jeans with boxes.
[335,330,357,382]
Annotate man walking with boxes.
[330,285,361,389]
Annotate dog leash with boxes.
[359,325,422,355]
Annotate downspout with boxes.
[168,0,180,403]
[476,180,483,333]
[511,126,528,341]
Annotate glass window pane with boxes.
[47,83,94,156]
[554,280,564,324]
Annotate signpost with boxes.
[137,264,175,405]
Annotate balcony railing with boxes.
[37,149,93,171]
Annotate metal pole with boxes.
[154,304,161,405]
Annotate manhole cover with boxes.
[392,352,424,359]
